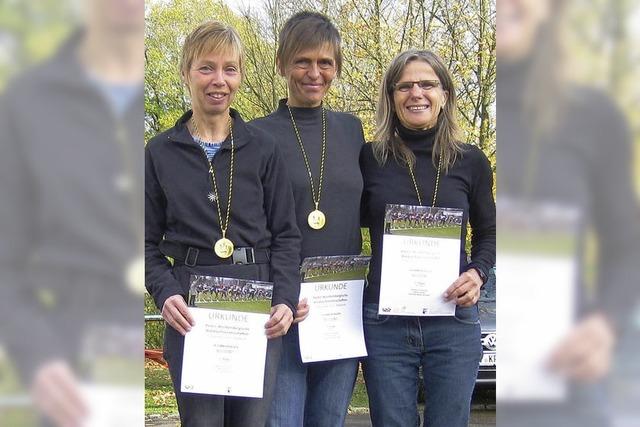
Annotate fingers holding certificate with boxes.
[297,255,370,363]
[181,275,275,398]
[444,268,483,307]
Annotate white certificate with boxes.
[378,205,462,316]
[80,384,143,427]
[298,279,367,363]
[181,307,269,398]
[497,198,579,402]
[497,254,575,402]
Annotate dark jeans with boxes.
[266,324,359,427]
[362,303,482,427]
[164,325,283,427]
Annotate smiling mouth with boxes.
[207,93,227,100]
[407,105,430,111]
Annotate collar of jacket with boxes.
[167,108,251,150]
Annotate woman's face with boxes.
[185,49,241,117]
[280,43,337,108]
[497,0,551,60]
[393,60,447,130]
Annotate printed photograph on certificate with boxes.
[188,275,273,314]
[384,204,463,239]
[301,255,370,282]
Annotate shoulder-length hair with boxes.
[373,50,462,171]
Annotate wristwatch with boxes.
[472,267,488,285]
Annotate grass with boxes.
[145,361,178,416]
[390,225,461,239]
[304,268,369,283]
[499,231,577,256]
[195,299,271,314]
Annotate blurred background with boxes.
[0,0,144,425]
[497,0,640,426]
[1,0,638,426]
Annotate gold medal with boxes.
[308,209,326,229]
[214,237,234,258]
[125,255,145,295]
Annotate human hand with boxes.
[31,360,88,427]
[548,312,615,382]
[162,294,195,335]
[443,269,482,307]
[265,304,293,338]
[292,298,309,324]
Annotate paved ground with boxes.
[147,409,495,427]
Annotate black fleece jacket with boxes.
[145,109,302,314]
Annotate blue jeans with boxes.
[362,303,482,427]
[267,324,359,427]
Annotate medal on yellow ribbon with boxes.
[288,106,327,230]
[193,116,235,259]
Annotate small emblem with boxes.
[482,333,497,350]
[208,192,217,203]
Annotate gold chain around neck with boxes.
[407,153,442,207]
[287,105,327,212]
[192,116,235,240]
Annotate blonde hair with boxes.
[180,21,244,83]
[373,50,462,171]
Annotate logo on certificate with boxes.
[382,307,391,313]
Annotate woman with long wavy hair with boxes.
[359,49,495,426]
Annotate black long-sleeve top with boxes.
[360,124,496,304]
[145,109,302,314]
[250,99,365,259]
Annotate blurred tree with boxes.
[0,0,74,89]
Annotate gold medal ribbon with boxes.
[407,151,443,208]
[288,105,327,230]
[192,116,235,258]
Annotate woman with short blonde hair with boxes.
[146,21,301,427]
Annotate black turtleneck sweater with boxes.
[359,124,496,304]
[250,99,365,260]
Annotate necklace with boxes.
[287,105,327,230]
[192,116,235,258]
[407,152,443,208]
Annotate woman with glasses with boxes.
[250,11,365,427]
[359,49,495,426]
[145,21,301,426]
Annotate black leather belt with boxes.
[159,240,270,266]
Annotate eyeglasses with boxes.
[394,80,440,92]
